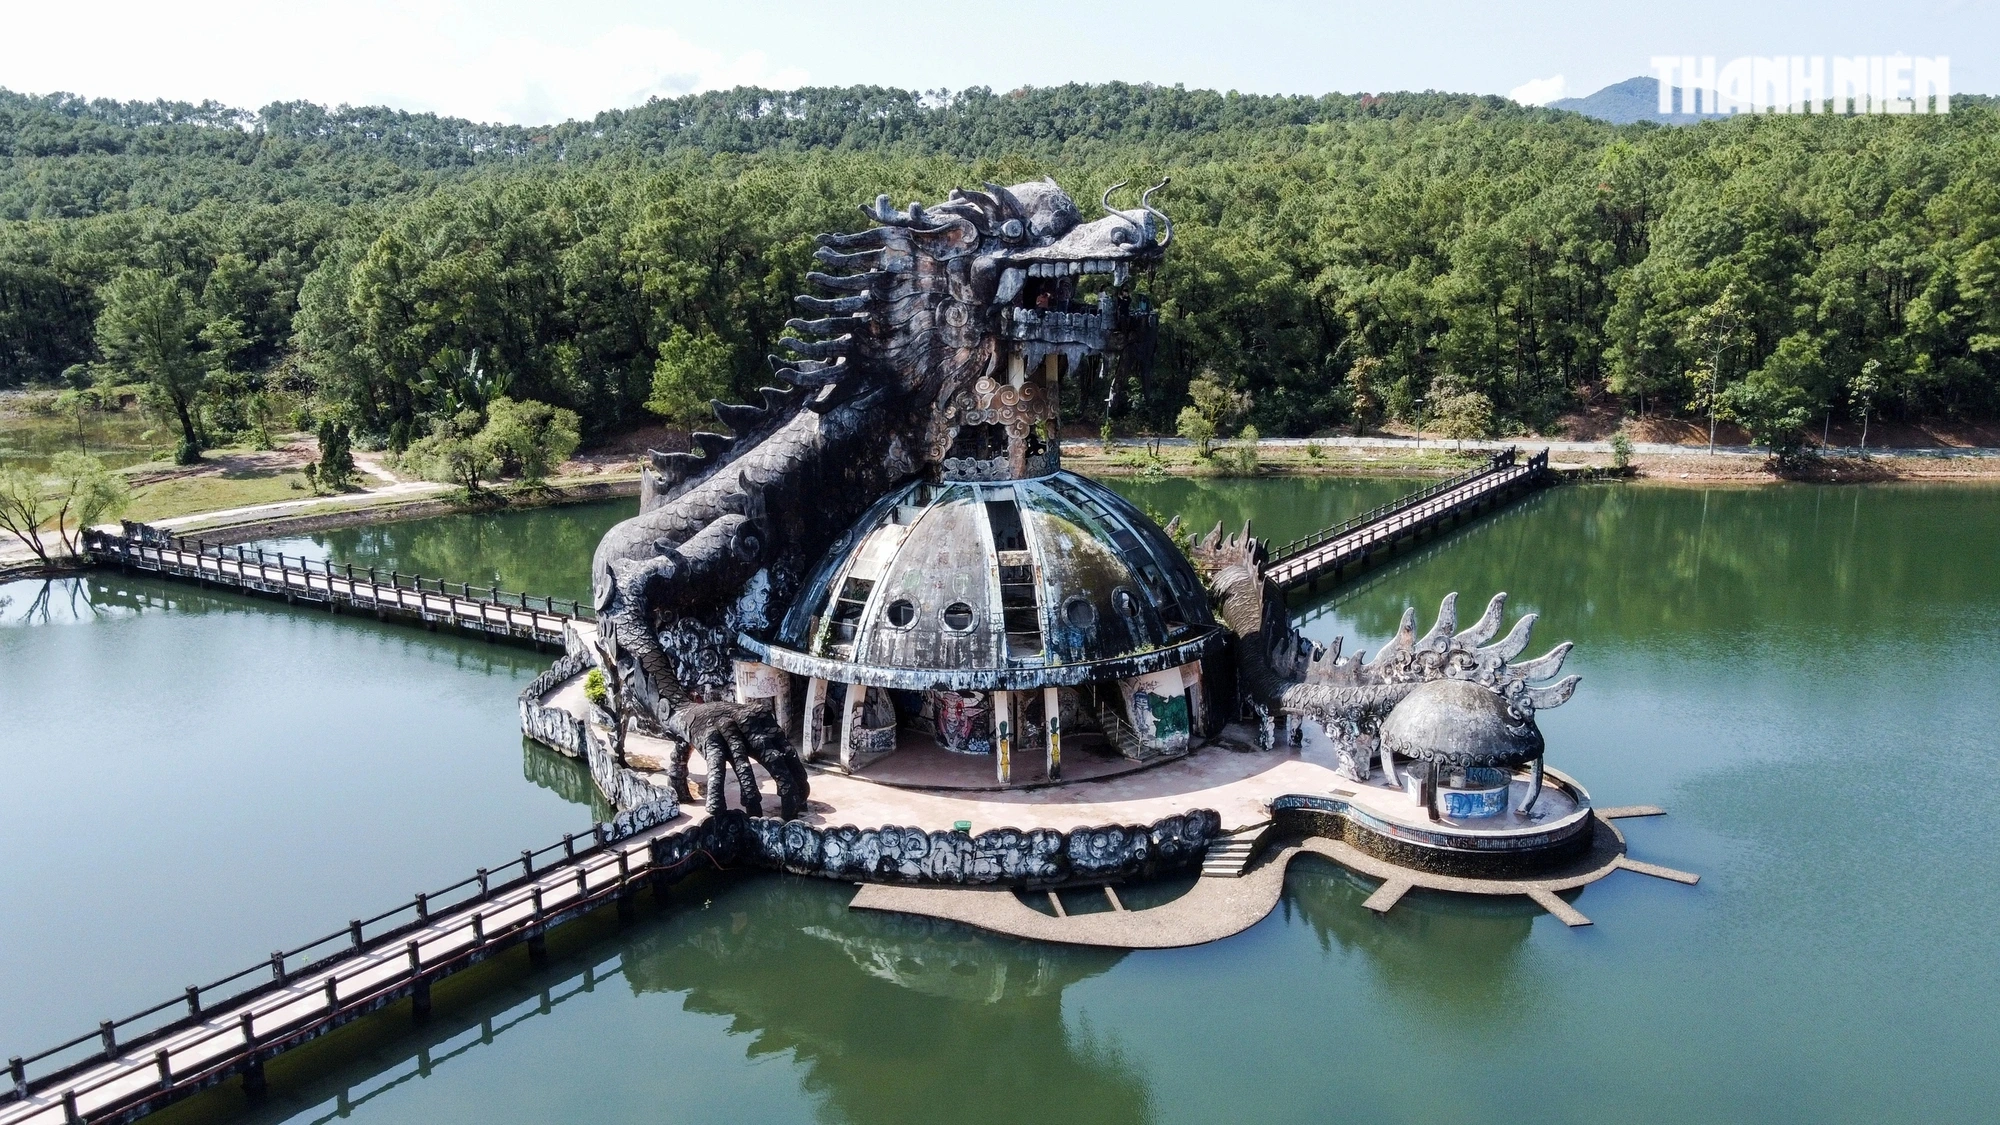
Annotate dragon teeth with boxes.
[1021,258,1125,279]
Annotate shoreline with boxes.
[9,444,1998,582]
[0,476,640,578]
[165,475,641,547]
[1061,437,2000,484]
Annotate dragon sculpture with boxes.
[1189,523,1581,809]
[590,177,1172,818]
[589,175,1579,820]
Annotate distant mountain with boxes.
[1550,76,1721,125]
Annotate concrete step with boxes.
[1199,825,1271,879]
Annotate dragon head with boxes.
[773,177,1168,470]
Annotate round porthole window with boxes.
[942,602,976,631]
[886,599,917,627]
[1112,588,1140,618]
[1063,597,1097,629]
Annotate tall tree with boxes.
[94,269,207,463]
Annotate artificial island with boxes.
[520,174,1691,934]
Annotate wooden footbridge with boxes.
[81,526,590,647]
[0,821,684,1125]
[1262,448,1551,591]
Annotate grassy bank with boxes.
[1063,441,1491,479]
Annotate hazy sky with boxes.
[1,0,1988,124]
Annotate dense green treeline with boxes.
[3,83,1998,461]
[0,84,1533,218]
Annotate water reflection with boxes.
[1305,483,2000,650]
[0,576,115,625]
[265,500,630,606]
[1,572,586,1049]
[1108,475,1425,553]
[171,876,1147,1125]
[520,741,612,821]
[1278,856,1538,1021]
[622,877,1145,1125]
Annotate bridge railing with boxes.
[3,824,617,1104]
[82,528,593,622]
[1267,447,1518,566]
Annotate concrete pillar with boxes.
[733,660,791,739]
[801,677,826,760]
[1043,685,1061,780]
[1043,354,1062,430]
[994,689,1012,784]
[839,682,863,772]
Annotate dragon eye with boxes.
[1000,219,1024,240]
[1110,227,1130,244]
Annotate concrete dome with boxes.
[1378,678,1545,768]
[743,471,1223,691]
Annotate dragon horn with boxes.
[1366,607,1419,668]
[1140,177,1173,248]
[862,194,906,225]
[1477,612,1537,663]
[1101,180,1129,215]
[1507,642,1573,684]
[1520,675,1581,712]
[982,182,1026,221]
[952,187,999,212]
[1454,592,1508,649]
[1414,592,1458,652]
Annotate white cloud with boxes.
[1508,74,1567,106]
[437,26,809,125]
[0,2,808,124]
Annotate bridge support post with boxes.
[241,1055,266,1098]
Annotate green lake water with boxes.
[0,407,172,471]
[4,476,1998,1123]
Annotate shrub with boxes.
[1233,425,1260,475]
[303,421,357,495]
[1609,431,1633,469]
[402,410,495,494]
[1177,370,1249,457]
[584,667,608,707]
[480,397,580,485]
[1176,406,1216,456]
[1433,384,1494,450]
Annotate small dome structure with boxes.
[1378,679,1544,768]
[746,471,1223,691]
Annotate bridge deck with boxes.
[0,822,677,1125]
[1262,449,1549,590]
[83,531,586,646]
